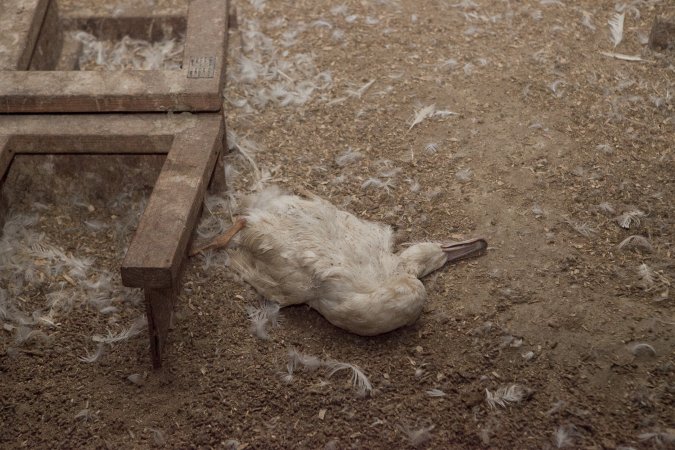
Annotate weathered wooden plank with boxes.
[145,286,176,369]
[0,113,204,136]
[0,113,205,154]
[0,0,49,70]
[121,114,224,288]
[0,71,221,113]
[29,0,63,70]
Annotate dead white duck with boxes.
[191,186,487,336]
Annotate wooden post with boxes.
[145,286,176,369]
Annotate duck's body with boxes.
[195,186,486,335]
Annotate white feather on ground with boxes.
[92,316,146,344]
[346,79,376,98]
[616,210,645,229]
[608,13,625,48]
[324,360,373,395]
[554,425,576,448]
[74,32,183,70]
[629,342,656,357]
[408,104,436,131]
[600,51,647,62]
[403,425,434,447]
[485,384,528,408]
[426,389,446,397]
[282,348,372,394]
[246,299,282,340]
[617,235,652,252]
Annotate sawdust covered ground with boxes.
[1,0,674,448]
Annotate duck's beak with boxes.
[442,238,488,263]
[189,217,247,256]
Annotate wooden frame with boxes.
[0,114,225,368]
[0,0,229,113]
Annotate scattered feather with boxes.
[600,51,648,62]
[440,58,458,70]
[403,425,434,447]
[616,210,646,229]
[629,342,656,357]
[408,104,436,131]
[426,389,446,397]
[75,408,93,421]
[335,148,363,167]
[346,79,376,98]
[597,201,615,214]
[596,144,614,155]
[638,431,675,446]
[565,219,596,237]
[361,178,395,193]
[455,168,473,182]
[127,373,145,386]
[549,80,565,97]
[638,263,656,288]
[149,428,167,446]
[424,143,439,154]
[324,360,373,395]
[470,321,493,336]
[546,400,566,416]
[580,12,595,31]
[608,13,625,48]
[288,348,322,371]
[92,316,146,344]
[532,204,545,217]
[618,235,652,252]
[554,425,576,448]
[433,110,458,118]
[485,384,528,408]
[79,343,106,363]
[246,300,282,340]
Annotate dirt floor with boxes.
[1,0,674,448]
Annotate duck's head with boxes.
[400,238,487,278]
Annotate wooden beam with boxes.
[0,113,204,153]
[0,71,222,113]
[0,0,49,70]
[121,114,223,288]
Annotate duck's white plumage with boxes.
[207,186,486,336]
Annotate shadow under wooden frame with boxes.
[0,0,229,113]
[0,113,225,368]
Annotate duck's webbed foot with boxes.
[442,238,488,263]
[189,217,247,256]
